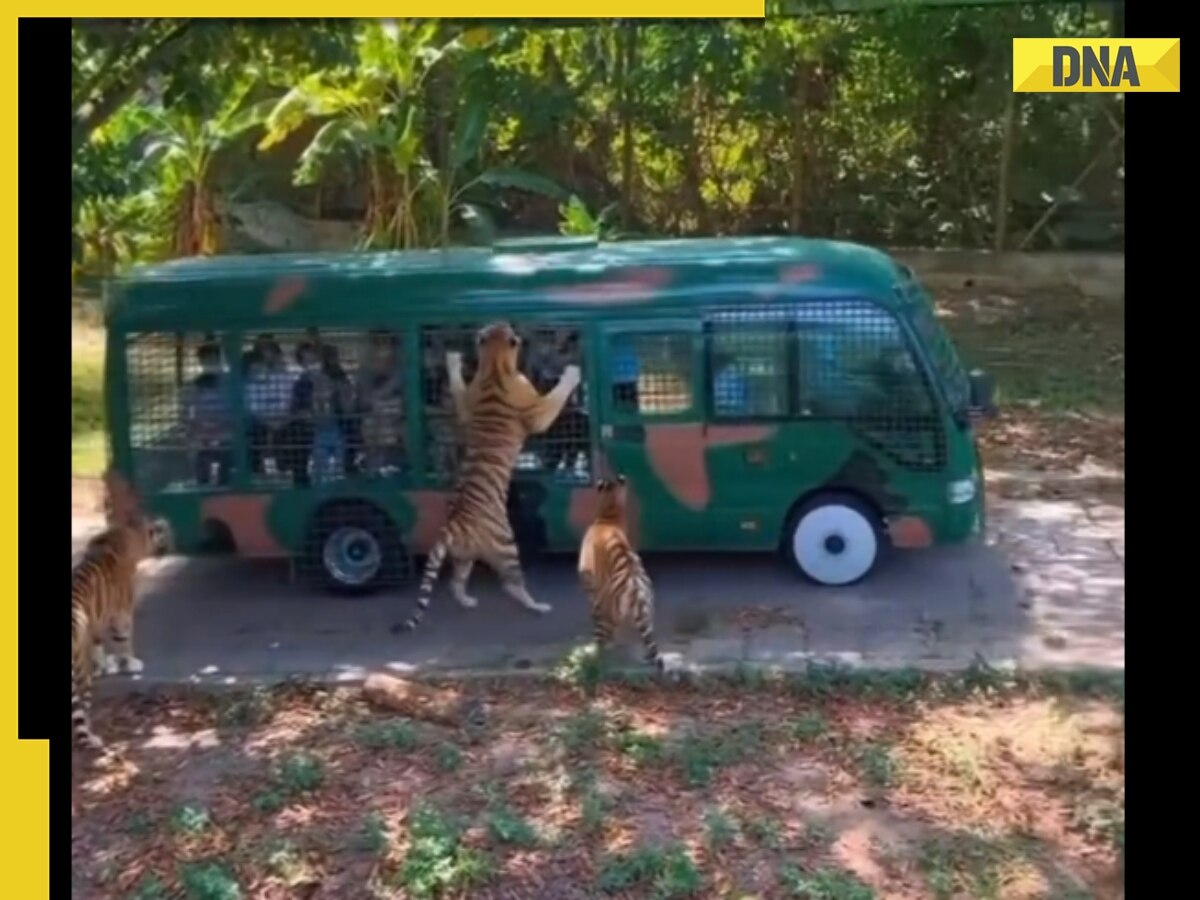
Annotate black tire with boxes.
[304,501,409,597]
[782,492,886,587]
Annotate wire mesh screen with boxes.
[608,332,695,416]
[240,329,407,487]
[125,329,410,493]
[419,323,592,483]
[127,332,236,493]
[709,315,791,418]
[708,303,946,472]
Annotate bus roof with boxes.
[108,236,913,329]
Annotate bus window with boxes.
[706,314,791,419]
[791,301,943,471]
[608,331,694,417]
[792,302,934,420]
[241,329,403,488]
[127,332,234,492]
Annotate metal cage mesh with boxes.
[127,331,235,493]
[419,323,592,484]
[240,329,408,487]
[707,302,946,471]
[608,332,695,416]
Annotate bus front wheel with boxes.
[304,501,408,596]
[784,493,883,587]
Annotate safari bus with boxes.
[102,236,996,594]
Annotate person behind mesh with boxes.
[526,329,589,475]
[244,335,296,478]
[321,342,358,475]
[180,338,233,486]
[712,349,750,417]
[358,331,405,475]
[285,340,349,483]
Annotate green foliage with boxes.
[435,742,464,772]
[358,812,390,855]
[398,805,493,899]
[130,873,169,900]
[170,804,212,835]
[597,844,702,898]
[276,753,325,794]
[558,195,619,239]
[72,13,1123,268]
[354,717,420,750]
[179,862,241,900]
[485,805,539,847]
[779,864,875,900]
[254,753,325,811]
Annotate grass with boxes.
[72,672,1124,899]
[597,844,702,898]
[935,284,1125,478]
[72,316,107,478]
[779,863,875,899]
[398,805,493,899]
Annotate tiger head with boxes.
[594,474,628,524]
[475,322,521,378]
[131,515,173,559]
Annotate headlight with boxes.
[948,478,976,504]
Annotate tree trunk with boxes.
[788,65,809,235]
[994,87,1017,252]
[619,22,637,232]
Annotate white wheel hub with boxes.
[792,503,878,585]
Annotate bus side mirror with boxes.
[968,369,997,418]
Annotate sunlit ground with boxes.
[72,671,1123,900]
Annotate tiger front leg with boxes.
[524,365,582,435]
[446,351,470,426]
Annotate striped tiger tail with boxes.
[632,567,664,673]
[390,534,451,634]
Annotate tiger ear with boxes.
[615,474,627,485]
[595,479,608,490]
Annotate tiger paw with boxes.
[527,601,553,615]
[561,365,582,389]
[446,351,464,376]
[120,656,145,674]
[456,594,479,609]
[101,656,120,676]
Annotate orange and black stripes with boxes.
[71,517,170,750]
[578,476,664,673]
[392,323,580,634]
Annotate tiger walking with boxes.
[391,322,581,634]
[578,475,664,673]
[71,516,171,749]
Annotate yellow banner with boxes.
[1012,37,1180,93]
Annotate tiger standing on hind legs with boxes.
[578,475,666,677]
[391,322,581,634]
[71,515,171,751]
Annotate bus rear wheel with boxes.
[784,493,883,587]
[305,501,408,596]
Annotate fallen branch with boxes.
[362,672,484,728]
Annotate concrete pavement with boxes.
[73,486,1124,688]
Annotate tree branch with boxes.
[72,18,197,154]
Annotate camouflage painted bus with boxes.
[103,236,995,593]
